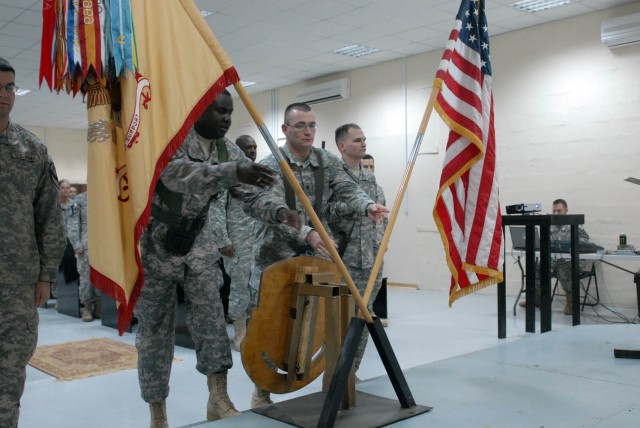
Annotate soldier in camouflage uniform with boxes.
[210,135,258,352]
[67,190,101,321]
[54,178,78,300]
[520,198,590,315]
[247,104,389,408]
[0,57,67,428]
[327,124,385,374]
[137,90,296,427]
[361,154,388,326]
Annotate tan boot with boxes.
[206,372,240,421]
[92,298,102,319]
[251,386,273,408]
[149,401,168,428]
[564,292,573,315]
[81,304,93,322]
[233,319,247,352]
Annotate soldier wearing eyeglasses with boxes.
[0,57,67,428]
[246,103,389,408]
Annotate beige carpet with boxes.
[29,337,142,381]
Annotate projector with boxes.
[506,203,542,215]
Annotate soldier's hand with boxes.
[237,162,276,188]
[306,230,338,259]
[220,245,235,258]
[34,281,50,307]
[367,203,389,223]
[277,208,301,230]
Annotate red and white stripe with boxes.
[433,14,503,305]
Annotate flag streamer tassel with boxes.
[359,86,440,315]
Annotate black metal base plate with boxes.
[252,390,432,428]
[614,348,640,359]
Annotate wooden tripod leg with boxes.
[367,318,416,408]
[317,317,365,428]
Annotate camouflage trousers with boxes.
[535,259,585,295]
[248,261,265,312]
[222,247,253,321]
[135,265,232,403]
[347,265,383,371]
[0,284,39,428]
[75,252,100,305]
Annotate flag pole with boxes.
[233,82,374,324]
[360,86,440,312]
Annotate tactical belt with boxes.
[151,204,207,232]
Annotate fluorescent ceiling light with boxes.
[334,44,380,58]
[200,10,213,18]
[16,89,31,96]
[240,81,257,87]
[511,0,572,13]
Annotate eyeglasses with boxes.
[287,122,318,131]
[0,83,19,94]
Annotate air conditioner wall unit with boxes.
[601,12,640,49]
[295,78,350,105]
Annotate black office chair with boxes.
[551,262,599,311]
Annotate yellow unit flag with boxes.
[86,0,239,333]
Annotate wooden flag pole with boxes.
[233,82,374,324]
[360,86,440,312]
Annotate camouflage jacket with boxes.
[67,192,88,250]
[551,224,590,244]
[141,130,285,276]
[209,190,257,250]
[327,161,380,269]
[0,121,66,284]
[253,145,374,266]
[375,183,387,246]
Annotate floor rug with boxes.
[29,337,143,381]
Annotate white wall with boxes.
[227,3,640,307]
[24,126,88,184]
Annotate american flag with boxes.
[432,0,503,305]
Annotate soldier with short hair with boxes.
[137,90,299,427]
[210,135,259,351]
[247,104,388,408]
[0,57,67,428]
[519,198,591,315]
[328,124,385,374]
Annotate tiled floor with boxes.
[20,287,639,428]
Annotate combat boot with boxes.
[149,401,168,428]
[564,292,573,315]
[233,319,247,352]
[206,372,240,421]
[251,386,273,408]
[92,298,102,319]
[81,304,93,322]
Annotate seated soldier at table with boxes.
[519,198,591,315]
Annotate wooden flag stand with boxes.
[226,78,440,427]
[252,268,432,427]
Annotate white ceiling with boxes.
[0,0,636,130]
